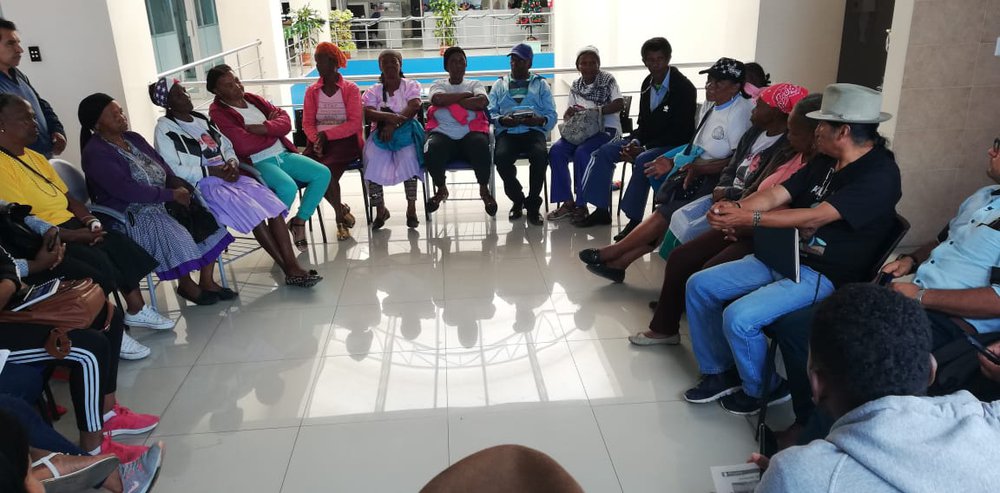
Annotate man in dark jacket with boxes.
[0,19,66,158]
[572,37,696,227]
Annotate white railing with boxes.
[158,39,264,79]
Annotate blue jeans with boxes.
[685,255,835,398]
[548,131,614,204]
[577,140,667,211]
[619,146,671,221]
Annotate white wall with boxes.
[0,0,158,164]
[552,0,761,104]
[216,0,291,105]
[755,0,846,93]
[875,0,914,142]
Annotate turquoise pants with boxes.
[254,151,331,221]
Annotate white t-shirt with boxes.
[175,118,226,168]
[428,79,488,140]
[229,102,286,163]
[731,131,783,190]
[567,80,623,133]
[693,96,753,161]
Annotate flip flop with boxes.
[35,453,120,493]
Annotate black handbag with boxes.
[0,202,43,258]
[163,176,220,244]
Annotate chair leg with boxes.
[543,172,549,213]
[617,162,627,216]
[145,273,157,313]
[316,204,328,243]
[217,256,228,290]
[755,338,779,446]
[359,172,372,225]
[423,170,432,221]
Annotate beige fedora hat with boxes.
[806,83,892,123]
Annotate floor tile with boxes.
[594,401,757,493]
[448,406,622,493]
[325,301,445,356]
[197,306,335,364]
[152,428,298,493]
[440,294,563,349]
[283,417,449,492]
[338,262,445,305]
[568,337,701,405]
[442,256,548,299]
[153,358,319,436]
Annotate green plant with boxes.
[284,5,326,53]
[430,0,458,48]
[517,0,544,39]
[329,9,357,52]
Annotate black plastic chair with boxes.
[294,108,371,226]
[754,213,911,448]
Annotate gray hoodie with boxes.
[757,391,1000,492]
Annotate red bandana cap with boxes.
[759,83,809,114]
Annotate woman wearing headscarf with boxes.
[78,93,234,305]
[546,46,624,222]
[207,64,332,250]
[149,78,322,287]
[301,42,364,241]
[362,49,424,229]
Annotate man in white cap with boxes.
[681,83,902,415]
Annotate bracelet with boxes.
[83,216,98,226]
[752,210,762,227]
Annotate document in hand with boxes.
[753,227,800,283]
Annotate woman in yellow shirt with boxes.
[0,94,173,330]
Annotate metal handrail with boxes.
[157,39,263,79]
[184,62,711,87]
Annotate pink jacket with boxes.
[425,104,490,134]
[209,92,297,164]
[302,77,365,150]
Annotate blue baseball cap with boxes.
[508,43,534,63]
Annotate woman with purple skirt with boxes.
[148,78,321,288]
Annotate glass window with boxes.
[195,0,218,26]
[145,0,177,35]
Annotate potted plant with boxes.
[430,0,458,55]
[284,5,326,65]
[517,0,544,41]
[329,9,357,58]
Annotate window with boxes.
[195,0,218,26]
[146,0,177,35]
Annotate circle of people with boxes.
[2,17,1000,491]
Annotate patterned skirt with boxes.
[198,175,288,234]
[116,204,233,281]
[362,134,422,186]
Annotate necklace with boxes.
[0,147,59,197]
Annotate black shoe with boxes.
[575,208,612,227]
[206,287,239,301]
[176,288,218,306]
[508,202,524,220]
[578,248,601,265]
[613,219,641,242]
[586,263,625,283]
[407,214,419,228]
[683,370,742,403]
[719,383,792,416]
[526,211,543,226]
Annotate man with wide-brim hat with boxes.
[676,82,903,416]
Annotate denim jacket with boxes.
[487,73,558,136]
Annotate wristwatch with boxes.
[915,289,926,305]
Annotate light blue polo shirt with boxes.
[913,185,1000,333]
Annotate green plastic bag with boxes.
[658,230,681,261]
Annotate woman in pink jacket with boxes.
[302,42,364,241]
[207,64,331,251]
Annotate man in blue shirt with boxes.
[488,43,557,225]
[0,19,66,158]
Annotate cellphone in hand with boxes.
[965,334,1000,366]
[875,272,894,286]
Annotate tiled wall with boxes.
[891,0,1000,244]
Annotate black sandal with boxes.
[373,207,390,230]
[426,190,449,213]
[407,213,419,228]
[480,190,498,217]
[176,288,218,306]
[288,221,308,252]
[285,273,323,288]
[205,287,239,301]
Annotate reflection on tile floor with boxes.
[49,183,760,492]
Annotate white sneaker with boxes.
[124,306,175,331]
[120,332,151,360]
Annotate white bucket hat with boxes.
[806,83,892,123]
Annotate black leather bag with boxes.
[0,202,43,258]
[163,176,220,244]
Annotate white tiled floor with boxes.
[50,176,768,492]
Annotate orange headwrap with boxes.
[315,42,347,69]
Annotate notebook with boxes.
[753,227,800,283]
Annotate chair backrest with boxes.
[49,158,89,204]
[867,213,911,281]
[620,95,633,136]
[292,108,307,148]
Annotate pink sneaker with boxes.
[103,404,159,436]
[100,434,149,464]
